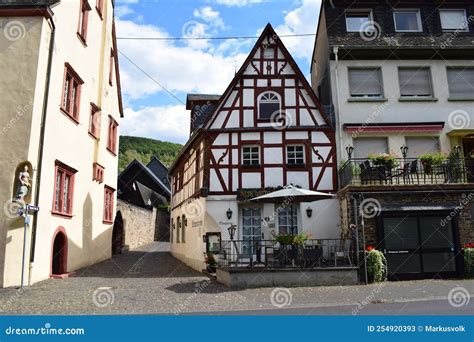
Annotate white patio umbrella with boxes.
[249,185,336,234]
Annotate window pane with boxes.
[349,68,383,97]
[55,171,62,211]
[447,68,474,98]
[259,102,279,120]
[63,175,70,213]
[346,11,371,32]
[399,68,432,97]
[419,217,454,248]
[278,205,298,235]
[383,217,419,250]
[422,253,456,273]
[394,11,421,31]
[440,10,468,31]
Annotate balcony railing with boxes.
[217,239,355,269]
[339,158,474,188]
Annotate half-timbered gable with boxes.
[203,23,336,195]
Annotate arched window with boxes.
[181,214,186,243]
[258,92,280,120]
[176,216,181,243]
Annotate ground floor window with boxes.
[278,205,298,235]
[242,207,261,254]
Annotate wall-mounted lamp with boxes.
[346,145,354,160]
[227,224,237,241]
[453,145,462,158]
[226,208,233,220]
[400,145,408,159]
[306,207,313,218]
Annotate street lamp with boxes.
[346,145,354,160]
[227,224,237,241]
[226,208,233,220]
[400,145,408,160]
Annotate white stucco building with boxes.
[0,0,123,287]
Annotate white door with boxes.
[241,207,262,256]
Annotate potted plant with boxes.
[419,152,446,174]
[292,231,313,245]
[366,247,388,283]
[204,252,217,273]
[463,243,474,279]
[368,153,397,169]
[273,233,295,245]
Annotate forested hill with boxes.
[118,135,183,172]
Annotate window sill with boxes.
[51,211,73,219]
[448,97,474,102]
[60,107,80,125]
[88,131,99,140]
[103,219,113,224]
[348,97,388,103]
[107,147,117,156]
[76,32,87,47]
[241,164,261,169]
[398,97,438,102]
[286,163,306,169]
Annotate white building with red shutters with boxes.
[169,24,340,272]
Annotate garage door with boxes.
[380,214,461,279]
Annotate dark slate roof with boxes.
[119,159,171,196]
[0,0,59,7]
[186,94,221,105]
[146,156,170,189]
[190,102,217,132]
[135,181,167,207]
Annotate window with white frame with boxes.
[440,9,469,32]
[278,205,298,235]
[242,146,260,166]
[348,68,384,98]
[398,67,433,97]
[286,145,305,165]
[258,92,280,120]
[345,9,373,32]
[393,9,422,32]
[447,68,474,99]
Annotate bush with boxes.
[366,249,388,283]
[464,247,474,278]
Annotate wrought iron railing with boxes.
[339,158,474,188]
[217,239,355,269]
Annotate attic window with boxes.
[393,9,422,32]
[258,92,280,120]
[440,9,469,32]
[345,10,373,32]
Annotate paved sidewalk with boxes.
[0,242,472,315]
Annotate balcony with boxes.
[339,158,474,188]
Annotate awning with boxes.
[344,122,444,134]
[381,204,458,212]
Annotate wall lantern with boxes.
[400,145,408,159]
[453,145,462,158]
[226,208,233,220]
[306,207,313,218]
[346,145,354,160]
[227,224,237,241]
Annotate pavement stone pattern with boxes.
[0,242,472,315]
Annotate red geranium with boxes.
[366,245,375,251]
[464,243,474,249]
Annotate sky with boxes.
[116,0,322,144]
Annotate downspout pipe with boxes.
[29,14,56,273]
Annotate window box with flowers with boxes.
[368,153,397,170]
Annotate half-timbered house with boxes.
[169,24,340,272]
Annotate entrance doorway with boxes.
[51,229,67,275]
[112,211,124,255]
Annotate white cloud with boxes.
[115,5,134,18]
[193,6,226,29]
[275,0,321,62]
[121,105,190,144]
[211,0,264,7]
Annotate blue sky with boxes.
[116,0,321,144]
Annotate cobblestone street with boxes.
[0,243,472,315]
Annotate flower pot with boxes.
[422,161,432,174]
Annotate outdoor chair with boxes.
[333,239,352,266]
[301,245,323,268]
[359,160,379,184]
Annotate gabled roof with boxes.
[135,181,167,207]
[119,159,171,196]
[146,156,170,188]
[203,23,332,130]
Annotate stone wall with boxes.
[117,200,157,250]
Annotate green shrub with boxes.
[464,247,474,278]
[366,249,388,283]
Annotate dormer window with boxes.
[258,92,280,120]
[345,9,373,32]
[440,9,469,32]
[393,9,422,32]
